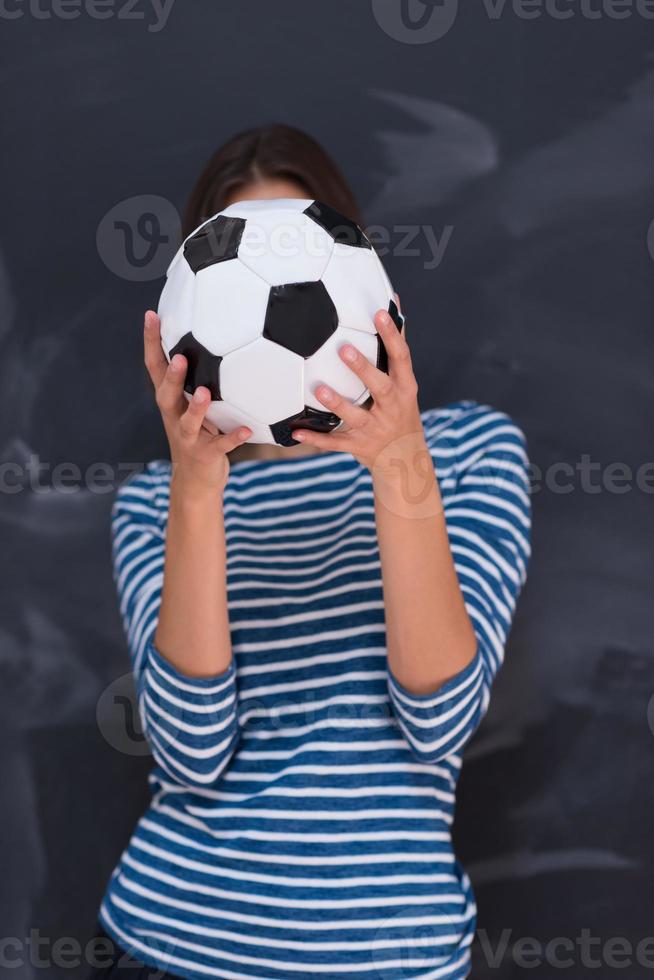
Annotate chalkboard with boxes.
[1,2,653,977]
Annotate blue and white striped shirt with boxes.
[100,401,531,980]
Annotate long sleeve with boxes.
[387,403,531,764]
[110,461,240,787]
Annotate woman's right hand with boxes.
[143,310,251,496]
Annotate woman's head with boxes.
[182,123,363,238]
[178,124,377,455]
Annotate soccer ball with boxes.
[157,198,404,445]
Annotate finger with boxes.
[178,386,212,441]
[156,352,188,418]
[211,425,252,454]
[291,427,350,452]
[313,384,369,428]
[338,341,394,403]
[143,311,169,388]
[375,309,415,387]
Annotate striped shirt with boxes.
[100,400,531,980]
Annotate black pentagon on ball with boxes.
[169,332,222,401]
[263,281,338,358]
[388,298,404,330]
[376,300,405,375]
[270,406,341,447]
[184,216,245,274]
[304,201,371,250]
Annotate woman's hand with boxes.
[144,310,251,495]
[291,306,426,480]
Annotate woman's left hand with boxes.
[291,306,427,476]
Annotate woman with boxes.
[91,124,531,979]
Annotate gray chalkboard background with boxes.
[2,1,653,977]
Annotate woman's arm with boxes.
[110,311,252,787]
[291,310,531,761]
[370,433,477,694]
[144,310,251,678]
[372,408,530,762]
[156,484,229,678]
[292,310,477,691]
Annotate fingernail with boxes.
[380,311,391,325]
[319,385,333,402]
[193,388,205,402]
[171,355,182,371]
[293,431,305,441]
[239,428,250,439]
[342,346,356,362]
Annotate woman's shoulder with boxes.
[421,400,529,484]
[112,458,172,526]
[420,399,529,458]
[422,401,531,546]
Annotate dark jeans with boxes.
[86,927,181,978]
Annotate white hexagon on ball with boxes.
[158,258,196,352]
[304,325,379,411]
[237,209,334,286]
[222,198,313,219]
[203,399,273,445]
[321,243,391,335]
[192,260,269,356]
[220,337,304,424]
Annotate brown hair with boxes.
[182,123,363,238]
